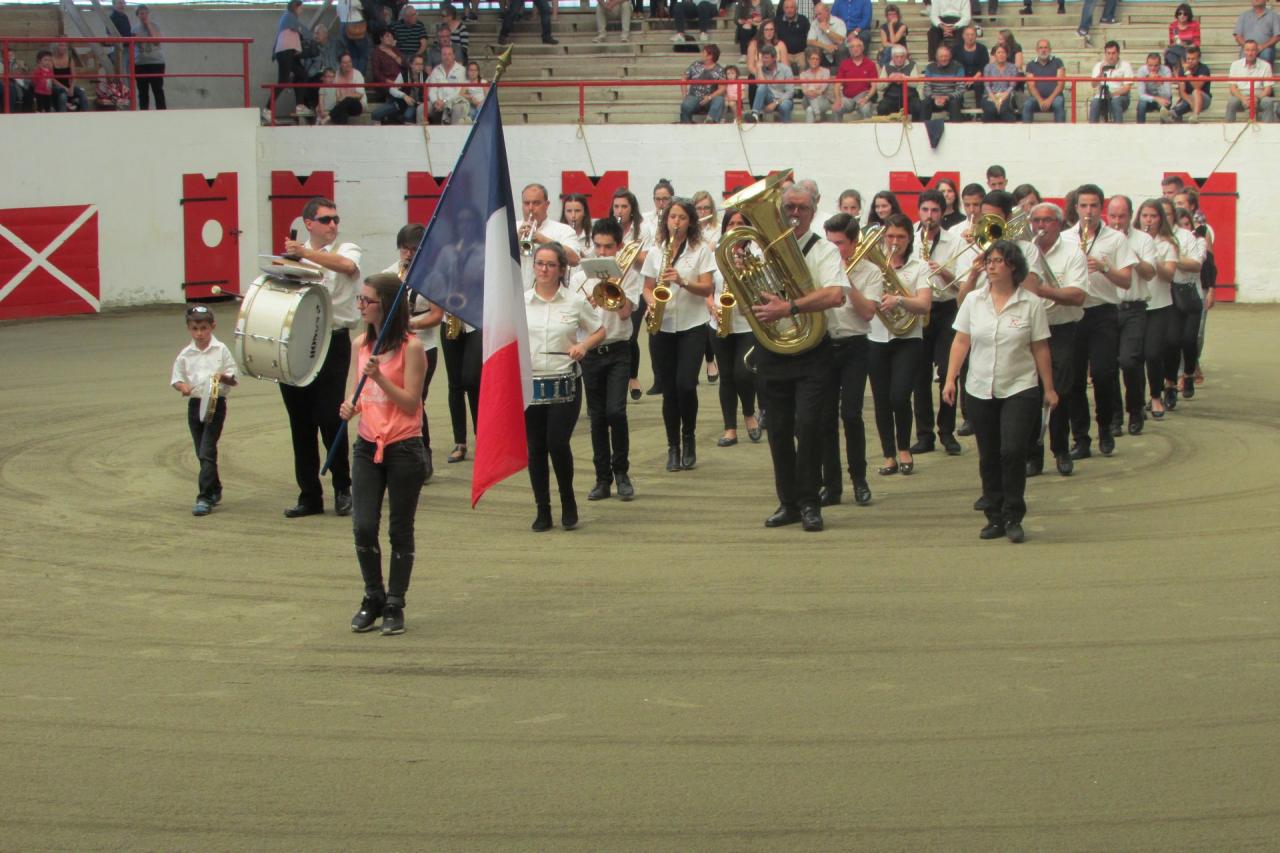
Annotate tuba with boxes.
[848,224,919,337]
[646,236,675,335]
[715,170,826,355]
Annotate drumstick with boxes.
[210,286,245,301]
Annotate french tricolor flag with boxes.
[404,86,531,507]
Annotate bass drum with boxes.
[232,274,333,386]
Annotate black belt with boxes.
[1118,300,1148,310]
[587,343,622,356]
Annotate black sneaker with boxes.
[909,438,936,454]
[1055,453,1074,476]
[334,490,353,517]
[380,604,405,635]
[940,434,962,455]
[1069,441,1092,460]
[979,521,1006,540]
[531,505,553,532]
[351,595,384,632]
[1099,434,1115,456]
[973,494,990,512]
[616,473,635,501]
[587,481,611,501]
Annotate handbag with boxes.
[344,20,368,40]
[1172,280,1202,314]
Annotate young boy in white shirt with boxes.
[171,305,238,516]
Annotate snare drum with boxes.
[530,370,579,406]
[233,274,333,386]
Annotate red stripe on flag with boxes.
[471,340,528,508]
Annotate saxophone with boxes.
[715,287,737,338]
[646,235,676,336]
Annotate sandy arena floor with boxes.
[2,304,1278,851]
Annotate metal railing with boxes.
[1,35,254,112]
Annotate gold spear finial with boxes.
[492,45,514,84]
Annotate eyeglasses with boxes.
[985,256,1007,267]
[533,260,560,269]
[312,215,340,225]
[355,295,378,306]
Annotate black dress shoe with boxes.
[531,505,553,532]
[561,503,579,531]
[1110,421,1124,438]
[681,435,697,470]
[765,506,801,527]
[940,434,962,455]
[284,502,323,518]
[717,435,738,447]
[646,384,662,396]
[1128,417,1143,436]
[1182,380,1195,399]
[616,473,635,501]
[800,505,824,532]
[334,490,352,517]
[979,521,1006,540]
[1163,387,1177,410]
[877,463,899,476]
[1005,521,1025,543]
[630,387,642,401]
[666,446,682,472]
[956,419,975,437]
[1026,456,1044,477]
[587,481,611,501]
[1069,442,1092,460]
[1099,434,1115,456]
[819,486,841,507]
[1055,453,1074,476]
[909,438,935,454]
[350,594,384,632]
[853,480,872,505]
[973,494,990,512]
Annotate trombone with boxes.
[924,210,1030,294]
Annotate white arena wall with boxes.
[1,109,1276,318]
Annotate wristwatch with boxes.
[789,299,799,316]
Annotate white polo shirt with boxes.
[953,285,1050,400]
[520,218,578,290]
[171,334,238,398]
[568,264,643,345]
[1146,236,1178,311]
[308,238,363,330]
[1035,236,1088,326]
[1120,227,1156,303]
[826,257,878,338]
[913,226,963,302]
[869,257,926,342]
[1059,223,1138,307]
[640,239,718,333]
[525,285,602,377]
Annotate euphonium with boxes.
[848,224,919,336]
[646,236,675,335]
[714,170,826,355]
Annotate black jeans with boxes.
[914,299,958,442]
[1113,300,1148,420]
[418,347,438,454]
[967,387,1040,525]
[650,326,704,446]
[869,337,922,458]
[352,437,427,608]
[821,335,869,495]
[1145,305,1179,391]
[1028,321,1076,466]
[268,49,306,113]
[581,345,631,483]
[1170,293,1201,380]
[280,329,351,507]
[187,397,227,500]
[135,61,166,110]
[501,0,553,39]
[525,382,583,508]
[756,339,834,511]
[709,330,757,429]
[330,96,363,124]
[1068,303,1118,446]
[441,328,480,446]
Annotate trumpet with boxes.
[848,225,919,336]
[646,235,676,335]
[924,210,1030,294]
[518,217,536,257]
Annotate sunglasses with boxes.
[185,305,212,318]
[312,215,340,225]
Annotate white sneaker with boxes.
[294,105,314,117]
[593,32,607,43]
[671,32,686,43]
[699,31,710,42]
[260,108,274,124]
[621,32,630,42]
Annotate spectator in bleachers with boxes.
[672,0,718,42]
[922,44,965,121]
[108,0,132,78]
[1088,41,1133,123]
[1172,44,1212,122]
[391,4,429,67]
[336,0,371,76]
[867,190,902,228]
[954,25,988,101]
[461,61,486,120]
[49,43,89,113]
[1226,39,1277,121]
[427,25,455,69]
[831,0,871,45]
[1134,52,1174,123]
[426,44,468,125]
[679,44,728,122]
[775,0,812,61]
[373,53,427,124]
[735,0,775,61]
[266,0,307,120]
[927,0,970,62]
[1077,0,1120,40]
[302,24,338,111]
[31,50,58,112]
[834,32,878,119]
[595,0,633,43]
[327,52,366,125]
[1020,0,1064,15]
[134,5,166,110]
[993,29,1024,69]
[979,42,1017,121]
[747,19,790,76]
[877,43,920,118]
[1234,0,1280,65]
[1022,38,1065,122]
[807,2,848,67]
[723,64,745,118]
[369,29,404,105]
[1165,3,1198,71]
[877,3,907,65]
[800,47,835,120]
[499,0,559,46]
[441,4,470,62]
[373,5,394,40]
[748,45,795,121]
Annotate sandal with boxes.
[447,444,467,463]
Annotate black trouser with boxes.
[628,295,647,382]
[1170,292,1201,381]
[280,329,351,507]
[878,89,920,118]
[921,93,963,121]
[581,344,631,483]
[821,335,869,496]
[735,23,759,56]
[1112,300,1148,421]
[709,330,757,429]
[352,436,427,608]
[418,347,438,454]
[967,387,1039,526]
[756,339,833,511]
[501,0,553,39]
[268,49,306,113]
[650,326,704,446]
[186,397,227,501]
[868,337,922,458]
[330,96,363,124]
[135,61,166,110]
[1145,305,1179,391]
[673,0,715,32]
[926,24,960,61]
[914,299,958,442]
[1027,321,1076,467]
[441,328,480,446]
[525,381,583,508]
[1068,303,1118,445]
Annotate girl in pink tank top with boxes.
[339,273,428,636]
